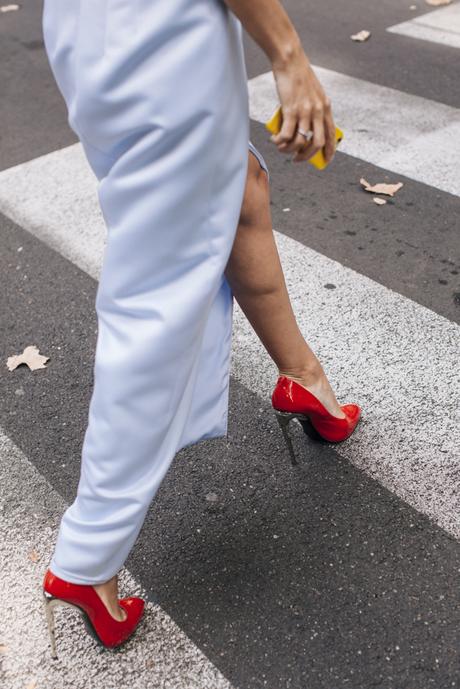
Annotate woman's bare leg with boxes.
[225,150,346,419]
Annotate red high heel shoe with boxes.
[42,568,145,658]
[271,375,361,465]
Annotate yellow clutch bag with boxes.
[265,105,343,170]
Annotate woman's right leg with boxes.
[225,150,346,419]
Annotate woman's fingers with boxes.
[272,96,332,163]
[274,98,336,165]
[270,54,337,166]
[290,118,315,155]
[279,121,314,154]
[272,102,314,154]
[293,105,326,162]
[322,102,337,164]
[270,109,297,149]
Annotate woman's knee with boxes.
[239,154,270,227]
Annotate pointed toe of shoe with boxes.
[341,404,361,421]
[122,596,145,618]
[341,403,361,438]
[342,403,361,422]
[119,596,146,633]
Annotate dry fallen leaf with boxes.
[25,680,38,689]
[6,345,49,372]
[351,30,371,42]
[0,644,8,653]
[28,549,40,563]
[425,0,451,5]
[0,4,20,11]
[360,177,403,196]
[373,197,387,205]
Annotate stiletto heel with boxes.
[274,410,300,465]
[272,375,361,462]
[43,591,58,659]
[43,590,86,659]
[42,569,145,658]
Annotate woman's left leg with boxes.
[225,149,346,419]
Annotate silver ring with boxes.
[297,128,313,141]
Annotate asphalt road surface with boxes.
[0,1,459,688]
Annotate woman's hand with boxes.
[271,46,337,164]
[223,0,337,165]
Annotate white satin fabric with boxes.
[42,0,251,583]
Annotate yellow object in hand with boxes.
[265,105,343,170]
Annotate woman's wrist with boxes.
[270,35,305,71]
[223,0,307,72]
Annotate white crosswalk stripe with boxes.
[387,3,460,50]
[0,145,104,279]
[0,143,458,541]
[248,67,460,197]
[0,429,234,689]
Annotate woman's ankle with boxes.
[280,360,347,417]
[277,362,324,388]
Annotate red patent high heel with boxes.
[42,568,145,658]
[271,375,361,465]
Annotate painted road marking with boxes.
[387,3,460,50]
[0,429,233,688]
[0,145,458,539]
[0,145,104,279]
[231,233,460,540]
[248,68,460,197]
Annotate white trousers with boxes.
[42,0,257,584]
